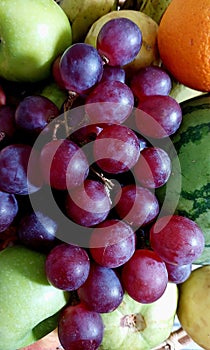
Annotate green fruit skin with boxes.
[177,265,210,350]
[0,0,72,82]
[99,283,178,350]
[156,94,210,265]
[0,245,69,350]
[39,81,68,110]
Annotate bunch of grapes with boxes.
[0,17,205,350]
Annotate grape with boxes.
[39,138,89,190]
[70,123,103,147]
[45,243,90,291]
[77,262,124,313]
[121,249,168,303]
[165,262,192,284]
[17,210,58,252]
[65,179,111,227]
[135,95,182,138]
[114,184,159,227]
[52,55,65,89]
[130,66,172,100]
[134,146,172,188]
[0,105,16,147]
[97,17,142,67]
[85,80,134,124]
[15,95,60,136]
[58,303,104,350]
[150,215,205,265]
[93,124,140,174]
[0,84,6,106]
[0,191,18,232]
[100,65,125,83]
[89,219,136,268]
[0,143,43,195]
[59,43,103,93]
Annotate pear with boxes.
[85,10,160,78]
[169,80,206,103]
[0,245,69,350]
[177,265,210,350]
[59,0,117,42]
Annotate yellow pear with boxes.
[177,265,210,350]
[85,10,160,78]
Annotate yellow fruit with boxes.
[177,265,210,350]
[59,0,117,42]
[85,10,160,77]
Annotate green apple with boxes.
[0,245,69,350]
[99,282,178,350]
[0,0,72,82]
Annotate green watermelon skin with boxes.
[156,94,210,265]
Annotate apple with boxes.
[0,0,72,82]
[21,329,63,350]
[0,245,69,350]
[177,265,210,350]
[99,282,178,350]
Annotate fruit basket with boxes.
[0,0,209,349]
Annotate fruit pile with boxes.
[0,0,209,350]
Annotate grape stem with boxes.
[52,91,79,140]
[90,167,114,191]
[64,91,78,136]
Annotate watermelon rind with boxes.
[156,94,210,265]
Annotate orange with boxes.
[157,0,210,92]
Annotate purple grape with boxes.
[70,123,103,147]
[114,184,159,227]
[150,215,205,265]
[15,95,60,136]
[0,143,43,195]
[39,138,89,190]
[59,43,103,93]
[89,219,136,268]
[135,95,182,138]
[93,124,140,174]
[17,210,58,252]
[77,262,124,313]
[134,146,172,188]
[0,105,16,146]
[45,243,90,291]
[165,262,192,284]
[58,303,104,350]
[100,65,125,83]
[85,80,134,124]
[0,191,18,232]
[130,66,172,100]
[65,179,111,227]
[97,17,142,66]
[121,249,168,303]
